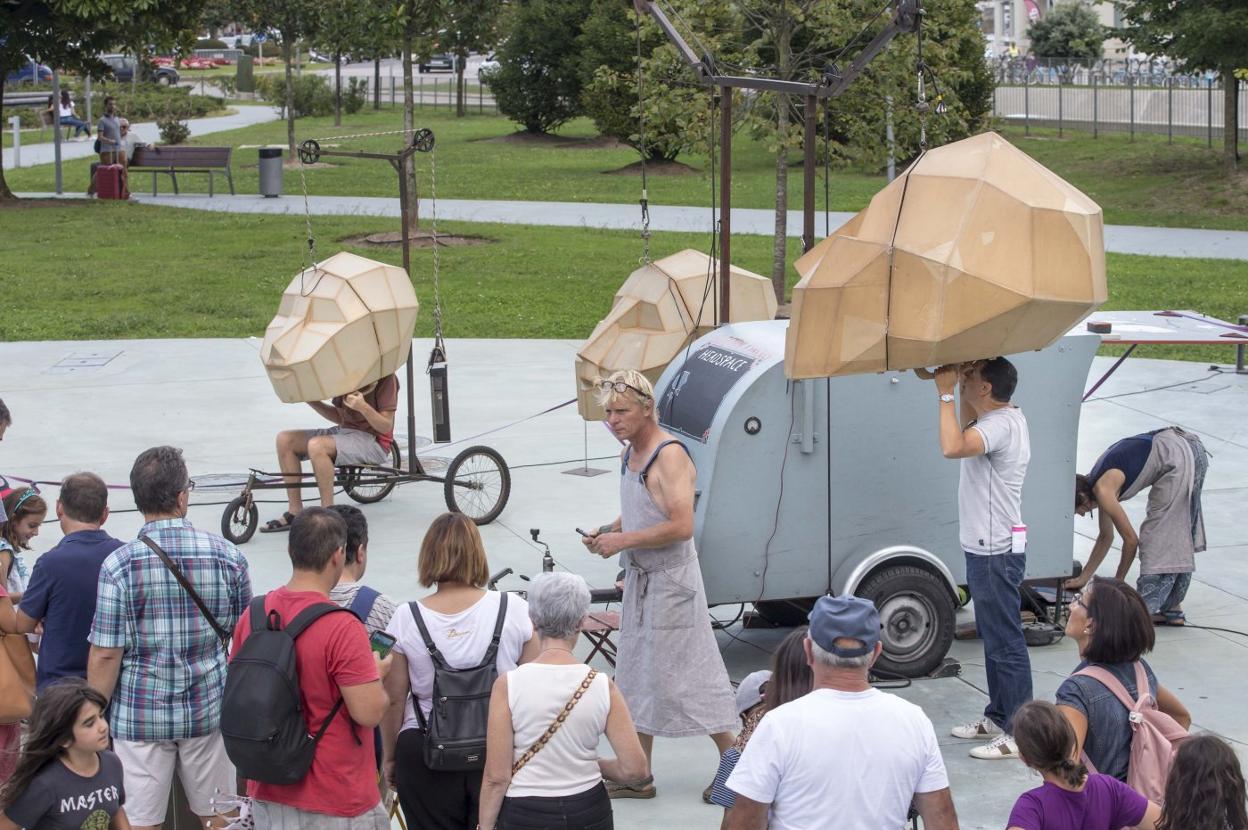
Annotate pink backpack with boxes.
[1074,662,1189,802]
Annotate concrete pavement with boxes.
[2,104,279,170]
[0,336,1246,829]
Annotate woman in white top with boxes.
[382,513,538,830]
[478,572,648,830]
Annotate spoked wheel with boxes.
[221,495,259,545]
[344,442,403,504]
[444,446,510,525]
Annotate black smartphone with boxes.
[369,630,397,659]
[576,527,592,537]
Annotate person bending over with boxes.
[266,374,399,532]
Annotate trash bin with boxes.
[258,147,283,197]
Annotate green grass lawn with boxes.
[6,109,1245,232]
[0,203,1243,366]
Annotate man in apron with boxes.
[1069,427,1209,625]
[584,370,737,800]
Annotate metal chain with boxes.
[510,669,598,776]
[429,145,443,346]
[636,13,652,265]
[296,153,325,295]
[915,5,929,151]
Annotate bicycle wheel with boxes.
[221,495,259,545]
[344,442,403,504]
[444,446,510,525]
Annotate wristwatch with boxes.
[939,393,955,403]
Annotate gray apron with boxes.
[1122,427,1208,574]
[614,440,737,738]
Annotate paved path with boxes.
[92,192,1248,260]
[3,105,280,170]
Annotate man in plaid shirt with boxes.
[89,446,251,830]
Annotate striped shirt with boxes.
[89,518,251,741]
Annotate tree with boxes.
[491,0,593,134]
[231,0,322,155]
[1027,1,1106,63]
[392,0,444,235]
[1120,0,1247,169]
[441,0,503,117]
[0,0,202,200]
[315,0,374,125]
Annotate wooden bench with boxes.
[128,145,235,196]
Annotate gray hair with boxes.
[130,445,188,515]
[528,572,591,640]
[809,636,874,670]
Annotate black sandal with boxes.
[260,511,297,533]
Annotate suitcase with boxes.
[95,163,129,200]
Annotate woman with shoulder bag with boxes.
[478,573,647,830]
[1056,577,1190,781]
[381,513,538,830]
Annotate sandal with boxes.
[260,511,297,533]
[606,775,656,799]
[1151,611,1187,626]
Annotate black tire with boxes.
[444,446,510,525]
[857,564,956,678]
[221,495,258,545]
[344,442,403,504]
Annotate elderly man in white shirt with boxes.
[725,595,959,830]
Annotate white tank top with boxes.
[506,662,611,798]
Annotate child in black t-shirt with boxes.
[0,679,129,830]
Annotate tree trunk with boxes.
[0,74,14,200]
[373,58,381,111]
[455,54,465,117]
[402,26,420,235]
[770,12,794,303]
[283,39,297,156]
[334,55,342,127]
[1224,66,1240,170]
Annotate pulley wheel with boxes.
[298,139,321,165]
[412,129,435,153]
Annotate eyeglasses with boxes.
[184,479,197,493]
[1071,590,1087,610]
[599,380,651,400]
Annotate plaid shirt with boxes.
[90,518,251,741]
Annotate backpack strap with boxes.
[1074,663,1147,711]
[348,586,382,623]
[477,592,509,669]
[408,600,448,670]
[279,601,360,747]
[142,535,231,648]
[408,593,510,731]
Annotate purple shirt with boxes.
[1007,774,1149,830]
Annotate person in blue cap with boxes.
[723,595,958,830]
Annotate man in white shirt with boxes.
[724,595,958,830]
[935,357,1032,760]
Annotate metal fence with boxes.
[990,56,1233,88]
[357,75,498,114]
[993,78,1248,142]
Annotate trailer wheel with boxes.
[857,564,955,678]
[445,446,510,525]
[221,496,258,545]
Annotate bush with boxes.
[157,112,191,144]
[256,73,334,118]
[343,77,367,114]
[93,84,223,120]
[491,0,592,133]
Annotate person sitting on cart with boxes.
[264,374,399,532]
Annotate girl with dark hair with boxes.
[1157,734,1248,830]
[1007,700,1159,830]
[708,626,814,816]
[0,487,47,604]
[0,679,129,830]
[1055,577,1190,781]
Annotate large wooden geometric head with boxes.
[785,131,1107,378]
[261,252,419,403]
[575,249,777,420]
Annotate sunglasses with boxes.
[599,380,651,400]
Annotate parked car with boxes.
[478,53,499,73]
[5,62,53,84]
[418,53,455,73]
[101,54,180,85]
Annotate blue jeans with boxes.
[965,551,1032,733]
[59,116,90,136]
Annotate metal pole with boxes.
[1092,74,1098,138]
[1058,78,1063,138]
[85,76,93,127]
[1238,314,1248,374]
[1167,77,1173,143]
[802,94,816,254]
[719,91,732,325]
[9,116,20,168]
[886,95,896,181]
[396,155,418,474]
[1208,78,1214,147]
[1024,74,1030,136]
[1129,75,1135,141]
[51,70,64,195]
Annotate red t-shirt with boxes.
[230,586,380,817]
[332,375,399,451]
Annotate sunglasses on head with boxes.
[599,380,651,400]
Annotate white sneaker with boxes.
[950,717,1003,740]
[970,733,1020,760]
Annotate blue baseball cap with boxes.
[807,595,882,658]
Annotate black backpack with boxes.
[410,593,508,771]
[221,594,355,784]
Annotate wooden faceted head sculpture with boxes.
[576,249,777,420]
[785,131,1107,378]
[261,252,419,403]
